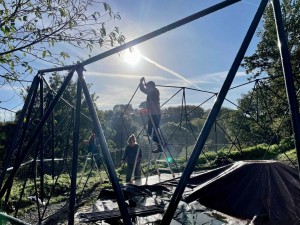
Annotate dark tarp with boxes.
[183,160,300,225]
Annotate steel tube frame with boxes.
[0,68,76,198]
[82,0,240,66]
[1,76,40,201]
[68,71,82,225]
[0,75,39,190]
[39,76,45,203]
[77,66,132,225]
[50,93,55,179]
[41,75,92,121]
[271,0,300,177]
[36,0,240,74]
[161,0,269,223]
[38,65,75,74]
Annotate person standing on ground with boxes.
[86,131,101,168]
[121,134,142,183]
[139,77,162,153]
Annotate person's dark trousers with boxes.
[126,163,141,182]
[134,163,141,180]
[147,114,161,144]
[126,164,134,182]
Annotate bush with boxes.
[277,149,297,164]
[279,138,295,151]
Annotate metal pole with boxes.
[271,0,300,175]
[161,0,268,224]
[0,75,39,190]
[39,76,45,203]
[77,67,132,225]
[82,0,240,66]
[3,77,40,205]
[68,72,82,225]
[1,76,40,202]
[50,93,55,180]
[38,65,75,74]
[0,69,76,198]
[35,0,240,75]
[183,88,188,161]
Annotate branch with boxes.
[0,106,16,113]
[0,0,25,27]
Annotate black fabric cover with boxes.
[183,160,300,225]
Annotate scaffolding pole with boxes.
[161,0,269,223]
[272,0,300,177]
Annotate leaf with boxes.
[103,3,111,12]
[0,57,6,63]
[69,20,73,29]
[42,50,46,58]
[59,8,66,17]
[4,26,10,35]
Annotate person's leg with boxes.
[151,115,161,143]
[134,162,141,180]
[147,116,153,137]
[126,164,133,183]
[151,115,162,152]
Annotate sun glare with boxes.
[123,49,141,65]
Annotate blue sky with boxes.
[0,0,264,121]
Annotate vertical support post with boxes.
[215,122,217,152]
[182,88,188,161]
[271,0,300,176]
[39,75,44,203]
[50,94,55,180]
[68,69,82,225]
[160,0,268,224]
[77,67,132,225]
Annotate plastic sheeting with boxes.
[183,160,300,225]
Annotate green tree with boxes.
[0,122,15,165]
[238,0,300,145]
[224,81,281,147]
[0,0,125,84]
[242,0,300,108]
[242,0,300,80]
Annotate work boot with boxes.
[152,144,163,153]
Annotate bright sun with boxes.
[123,48,141,65]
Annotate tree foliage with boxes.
[0,0,125,83]
[234,0,300,146]
[242,0,300,80]
[242,0,300,111]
